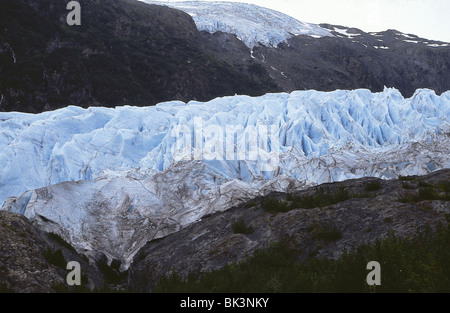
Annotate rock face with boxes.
[0,212,104,292]
[128,169,450,292]
[0,0,278,113]
[1,170,449,292]
[1,0,449,113]
[252,26,450,98]
[141,1,333,49]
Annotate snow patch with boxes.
[404,39,420,44]
[427,43,449,47]
[333,27,361,38]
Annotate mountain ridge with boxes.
[1,0,450,113]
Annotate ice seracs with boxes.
[140,1,333,48]
[1,88,450,268]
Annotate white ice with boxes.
[1,87,450,268]
[139,1,333,48]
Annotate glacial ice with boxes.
[1,87,450,269]
[140,1,333,48]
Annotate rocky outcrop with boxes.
[1,170,449,292]
[0,211,104,292]
[1,1,449,113]
[0,0,278,113]
[128,169,450,292]
[251,26,450,98]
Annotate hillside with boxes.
[1,0,450,113]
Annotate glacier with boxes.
[140,1,333,48]
[1,87,450,269]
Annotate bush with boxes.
[96,256,128,286]
[310,225,343,242]
[43,249,66,269]
[262,187,353,214]
[366,180,382,192]
[0,283,13,293]
[399,186,450,203]
[261,197,289,214]
[402,182,414,189]
[418,187,439,200]
[153,223,450,293]
[231,219,254,235]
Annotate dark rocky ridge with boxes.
[1,169,449,292]
[128,169,450,292]
[1,0,449,113]
[0,211,105,292]
[0,0,278,113]
[253,25,450,97]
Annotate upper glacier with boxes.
[1,87,450,268]
[139,1,333,48]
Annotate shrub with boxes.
[43,249,66,269]
[310,225,343,242]
[48,233,77,253]
[261,197,289,214]
[231,219,254,235]
[0,283,13,293]
[400,186,450,203]
[366,180,382,192]
[402,182,414,189]
[244,200,258,208]
[437,182,450,193]
[418,187,439,200]
[153,223,450,293]
[418,180,432,188]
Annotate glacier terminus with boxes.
[1,87,449,269]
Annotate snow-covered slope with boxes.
[140,1,333,48]
[1,88,450,268]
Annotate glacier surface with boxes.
[1,88,450,269]
[140,1,333,48]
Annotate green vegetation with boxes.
[244,200,258,208]
[43,248,66,269]
[231,219,254,235]
[399,175,417,181]
[402,182,414,189]
[0,283,13,293]
[261,187,354,214]
[399,185,450,203]
[48,233,77,253]
[309,224,343,242]
[365,180,382,192]
[154,222,450,293]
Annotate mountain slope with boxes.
[147,1,450,98]
[1,0,450,113]
[254,26,450,97]
[129,169,450,292]
[141,1,333,48]
[2,88,449,268]
[0,0,278,113]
